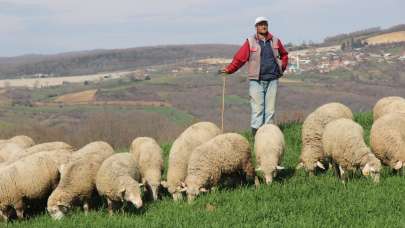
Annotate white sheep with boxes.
[373,96,405,121]
[254,124,285,185]
[0,135,35,163]
[0,143,25,163]
[182,133,255,202]
[163,122,220,201]
[47,141,114,220]
[5,142,74,164]
[322,118,381,183]
[0,150,72,222]
[297,102,353,174]
[96,153,143,215]
[370,112,405,173]
[4,135,35,149]
[25,142,73,154]
[130,137,163,201]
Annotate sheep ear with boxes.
[199,188,208,193]
[138,183,144,187]
[181,182,186,188]
[394,161,403,170]
[316,161,325,170]
[160,181,168,188]
[296,162,304,170]
[179,187,187,192]
[255,167,262,172]
[276,166,285,170]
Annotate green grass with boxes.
[142,106,194,126]
[215,95,249,106]
[7,112,405,227]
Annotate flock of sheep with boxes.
[0,96,404,222]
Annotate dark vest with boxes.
[258,39,281,81]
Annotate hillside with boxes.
[324,24,405,45]
[0,44,238,79]
[0,24,404,80]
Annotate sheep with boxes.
[322,118,381,183]
[254,124,285,185]
[182,133,255,202]
[370,113,405,174]
[0,150,72,222]
[96,153,143,215]
[4,142,74,164]
[0,148,74,171]
[297,102,353,175]
[130,137,163,201]
[0,135,35,163]
[163,122,221,201]
[47,141,114,220]
[373,96,405,121]
[0,143,25,163]
[4,135,35,149]
[25,142,73,154]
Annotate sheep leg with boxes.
[83,200,90,215]
[339,166,348,184]
[254,176,260,187]
[399,167,405,176]
[332,161,341,178]
[107,199,114,216]
[14,200,25,219]
[107,199,123,215]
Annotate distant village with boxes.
[133,41,405,78]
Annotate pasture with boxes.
[6,112,405,227]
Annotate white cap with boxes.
[255,16,269,26]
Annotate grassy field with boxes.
[7,112,405,227]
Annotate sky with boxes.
[0,0,404,57]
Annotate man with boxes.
[220,16,289,136]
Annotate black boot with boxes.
[251,128,258,137]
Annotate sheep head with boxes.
[120,185,143,209]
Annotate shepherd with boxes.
[220,16,289,137]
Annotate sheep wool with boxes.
[322,118,381,183]
[370,113,405,171]
[373,96,405,121]
[165,122,220,200]
[130,137,163,201]
[96,153,143,214]
[47,141,114,220]
[298,102,353,174]
[254,124,285,184]
[5,142,74,165]
[0,150,72,221]
[0,135,35,163]
[6,135,35,149]
[185,133,255,202]
[0,143,25,163]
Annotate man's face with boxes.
[256,21,268,35]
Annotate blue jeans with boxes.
[249,79,278,129]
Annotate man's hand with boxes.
[218,68,229,75]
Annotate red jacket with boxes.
[225,32,289,74]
